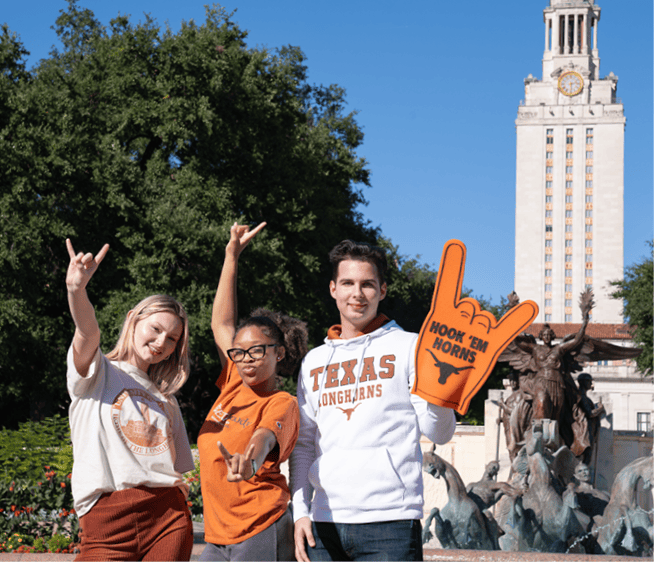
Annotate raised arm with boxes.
[211,221,266,366]
[65,239,110,377]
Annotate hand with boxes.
[294,517,315,562]
[216,441,256,482]
[226,221,266,259]
[414,240,538,415]
[65,239,110,292]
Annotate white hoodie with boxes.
[290,319,456,524]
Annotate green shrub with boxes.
[0,415,73,483]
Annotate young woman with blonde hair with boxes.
[65,239,195,561]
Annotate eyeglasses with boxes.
[227,344,278,363]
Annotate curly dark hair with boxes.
[328,240,388,285]
[236,308,309,380]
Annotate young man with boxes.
[290,240,456,561]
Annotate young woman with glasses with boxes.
[197,222,308,561]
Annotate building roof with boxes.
[524,323,635,340]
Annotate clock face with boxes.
[558,71,584,96]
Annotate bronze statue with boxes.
[595,456,653,557]
[496,371,533,462]
[422,448,500,550]
[499,289,641,455]
[571,373,605,464]
[466,461,517,512]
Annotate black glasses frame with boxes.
[227,344,278,363]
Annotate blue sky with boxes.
[4,0,652,304]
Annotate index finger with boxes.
[432,240,467,311]
[216,441,232,461]
[66,238,77,260]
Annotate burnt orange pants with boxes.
[76,485,193,561]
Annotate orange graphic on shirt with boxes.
[112,388,172,455]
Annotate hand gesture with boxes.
[65,239,110,293]
[225,221,266,259]
[413,240,538,415]
[216,441,256,482]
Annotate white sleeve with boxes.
[408,339,456,444]
[66,345,104,399]
[410,393,456,444]
[289,363,318,521]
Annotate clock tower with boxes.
[514,0,624,323]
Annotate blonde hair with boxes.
[106,295,190,396]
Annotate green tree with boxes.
[0,1,378,431]
[611,242,653,377]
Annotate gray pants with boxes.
[199,506,294,561]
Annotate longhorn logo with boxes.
[425,349,473,385]
[336,403,361,420]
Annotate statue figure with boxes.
[422,448,499,551]
[516,421,586,552]
[570,372,605,464]
[499,290,641,455]
[572,461,609,519]
[496,371,533,462]
[595,456,653,557]
[466,461,516,512]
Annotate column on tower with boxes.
[553,13,560,55]
[573,13,579,55]
[582,12,590,55]
[544,15,550,52]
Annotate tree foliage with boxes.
[611,241,653,377]
[0,2,508,434]
[0,1,379,431]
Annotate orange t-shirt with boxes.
[198,361,299,545]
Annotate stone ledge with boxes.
[0,547,639,561]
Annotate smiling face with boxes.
[231,325,284,392]
[127,311,183,373]
[330,259,387,339]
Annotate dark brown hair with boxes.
[236,308,308,379]
[328,240,387,285]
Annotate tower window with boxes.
[565,195,573,203]
[586,180,593,188]
[566,181,573,188]
[637,412,651,432]
[565,314,572,322]
[546,225,553,232]
[566,151,573,159]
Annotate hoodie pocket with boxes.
[308,446,407,510]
